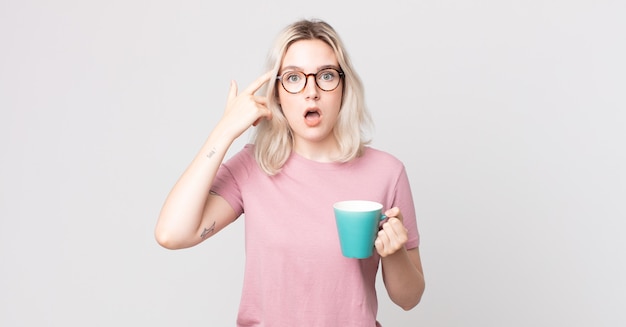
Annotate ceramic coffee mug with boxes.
[333,200,387,259]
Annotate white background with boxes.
[1,0,625,326]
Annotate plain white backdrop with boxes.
[1,0,625,326]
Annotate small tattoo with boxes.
[200,221,216,239]
[206,147,217,158]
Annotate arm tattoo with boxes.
[206,147,217,159]
[200,221,216,239]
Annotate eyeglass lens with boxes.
[280,69,342,93]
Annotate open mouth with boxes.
[305,109,320,119]
[304,108,322,127]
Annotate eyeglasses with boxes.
[276,68,344,94]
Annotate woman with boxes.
[156,18,425,326]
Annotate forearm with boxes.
[381,248,425,310]
[155,126,235,249]
[155,73,272,249]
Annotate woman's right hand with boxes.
[217,71,273,139]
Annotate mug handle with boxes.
[378,214,389,227]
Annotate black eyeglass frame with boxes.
[276,68,345,94]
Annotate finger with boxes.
[252,103,273,127]
[227,80,238,102]
[382,218,401,241]
[383,218,408,248]
[243,71,274,95]
[375,230,389,255]
[252,95,268,105]
[384,207,403,222]
[374,238,384,255]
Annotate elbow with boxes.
[399,296,421,311]
[155,232,174,249]
[154,228,184,250]
[396,283,425,311]
[400,305,415,312]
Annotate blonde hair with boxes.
[253,19,373,175]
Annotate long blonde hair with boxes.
[253,19,373,175]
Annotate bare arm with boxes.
[375,207,426,310]
[381,247,425,310]
[155,72,273,249]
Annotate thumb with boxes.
[384,207,402,221]
[252,105,273,127]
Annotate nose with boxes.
[304,74,320,99]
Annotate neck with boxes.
[293,137,340,162]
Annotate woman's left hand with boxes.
[375,207,409,257]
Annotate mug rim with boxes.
[333,200,383,212]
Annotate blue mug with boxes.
[333,200,387,259]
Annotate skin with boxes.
[277,39,344,161]
[155,39,424,310]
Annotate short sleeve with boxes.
[210,146,256,217]
[394,165,420,249]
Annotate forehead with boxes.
[280,39,338,71]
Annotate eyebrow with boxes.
[279,64,341,73]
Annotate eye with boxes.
[284,72,302,84]
[318,70,337,81]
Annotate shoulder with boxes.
[226,144,255,161]
[361,146,405,169]
[222,144,257,171]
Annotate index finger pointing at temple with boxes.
[243,71,274,95]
